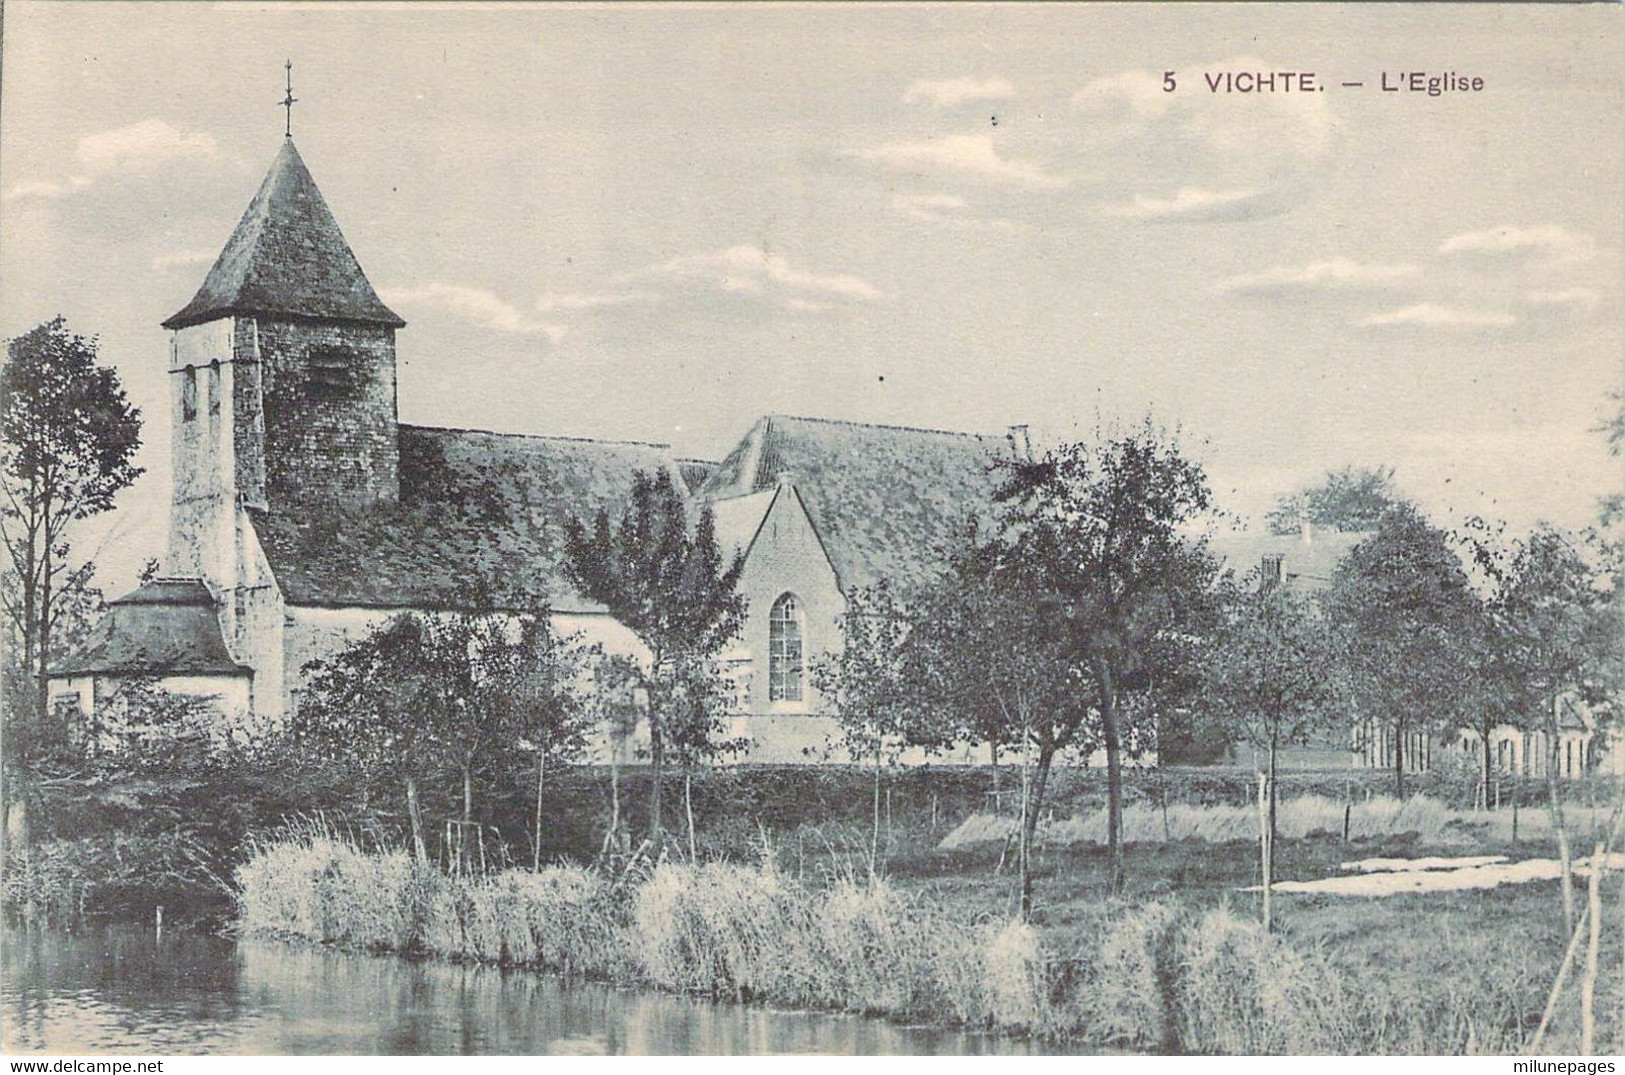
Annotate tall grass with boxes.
[234,829,1592,1053]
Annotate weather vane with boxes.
[281,60,297,139]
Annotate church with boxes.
[48,132,1026,763]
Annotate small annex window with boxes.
[307,345,357,393]
[769,593,805,703]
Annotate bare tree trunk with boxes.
[1547,724,1575,933]
[608,748,624,853]
[648,712,665,845]
[684,765,697,862]
[1099,663,1126,896]
[1268,729,1280,850]
[871,739,882,877]
[461,759,475,872]
[1393,720,1406,800]
[35,534,52,723]
[1020,742,1055,919]
[1582,841,1603,1054]
[405,775,428,865]
[533,751,546,872]
[1258,771,1272,934]
[1483,720,1494,812]
[1018,725,1031,919]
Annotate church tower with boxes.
[158,123,404,711]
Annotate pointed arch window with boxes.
[769,593,804,703]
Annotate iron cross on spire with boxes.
[281,60,298,139]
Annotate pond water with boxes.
[1,923,1051,1055]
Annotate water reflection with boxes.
[2,923,1050,1055]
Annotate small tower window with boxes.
[181,367,198,422]
[769,593,805,703]
[307,345,357,393]
[207,361,222,416]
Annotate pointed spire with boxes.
[162,140,404,330]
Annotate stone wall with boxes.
[252,317,400,510]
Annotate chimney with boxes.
[1008,423,1033,462]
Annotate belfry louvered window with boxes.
[307,346,356,393]
[769,593,804,702]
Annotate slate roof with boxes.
[1209,529,1370,592]
[52,580,248,677]
[162,139,404,330]
[707,487,782,561]
[697,415,1017,591]
[252,424,683,612]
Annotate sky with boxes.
[2,1,1622,596]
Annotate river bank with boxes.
[234,826,1621,1054]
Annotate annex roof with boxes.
[51,579,249,677]
[697,414,1018,591]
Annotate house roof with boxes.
[52,580,249,677]
[677,458,717,494]
[697,415,1017,591]
[252,424,683,612]
[162,139,404,330]
[1209,528,1371,592]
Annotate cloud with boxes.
[903,77,1016,108]
[631,245,884,302]
[1527,287,1602,310]
[151,249,218,272]
[1357,303,1516,329]
[1072,70,1171,120]
[1,176,91,203]
[1103,186,1264,222]
[858,135,1069,190]
[1075,58,1332,160]
[5,119,219,204]
[379,283,567,341]
[1218,259,1422,295]
[1439,225,1597,268]
[534,290,659,312]
[77,119,219,175]
[891,192,1028,233]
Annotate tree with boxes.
[1203,574,1339,846]
[1488,523,1614,930]
[908,532,1086,915]
[1267,465,1399,535]
[291,614,445,862]
[484,617,595,871]
[811,579,924,876]
[564,469,745,847]
[1323,504,1484,799]
[0,318,142,724]
[994,417,1225,894]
